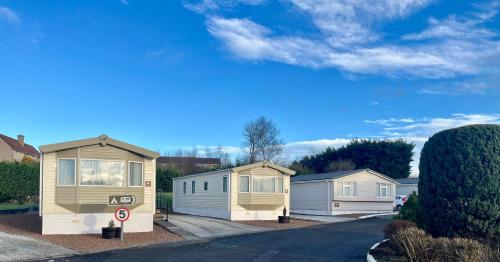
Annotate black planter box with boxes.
[115,227,122,238]
[102,227,116,239]
[278,216,290,223]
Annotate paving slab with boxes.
[165,214,267,238]
[290,214,356,223]
[0,232,75,262]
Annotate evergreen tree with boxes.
[418,124,500,244]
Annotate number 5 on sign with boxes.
[115,207,130,241]
[115,207,130,222]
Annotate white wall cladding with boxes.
[42,213,153,234]
[291,181,329,212]
[173,171,229,214]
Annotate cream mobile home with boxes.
[291,169,397,215]
[39,135,159,234]
[173,162,295,220]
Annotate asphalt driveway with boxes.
[48,215,391,262]
[163,214,267,238]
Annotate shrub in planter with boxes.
[278,207,290,223]
[102,220,117,239]
[383,220,417,239]
[418,124,500,243]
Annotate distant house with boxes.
[291,169,398,215]
[157,156,221,174]
[0,134,40,162]
[395,177,418,196]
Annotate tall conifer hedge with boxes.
[418,124,500,243]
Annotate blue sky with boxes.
[0,0,499,174]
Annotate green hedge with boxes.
[418,124,500,243]
[0,162,39,203]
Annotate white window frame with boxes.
[239,175,250,193]
[252,175,276,194]
[128,161,143,187]
[378,183,389,198]
[277,177,284,193]
[79,158,126,187]
[191,180,196,194]
[223,176,228,193]
[342,181,356,197]
[57,158,76,187]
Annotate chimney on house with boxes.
[18,134,24,147]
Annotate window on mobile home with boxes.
[253,176,275,193]
[239,176,249,192]
[223,176,228,192]
[192,181,195,194]
[58,159,76,186]
[80,160,125,186]
[129,162,143,187]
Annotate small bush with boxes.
[393,192,419,223]
[393,227,500,262]
[383,220,417,239]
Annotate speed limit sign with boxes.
[115,207,130,222]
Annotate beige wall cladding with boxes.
[331,201,393,212]
[333,171,395,202]
[79,144,127,159]
[231,167,290,214]
[44,147,154,215]
[237,193,284,210]
[57,148,77,158]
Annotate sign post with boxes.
[114,207,130,241]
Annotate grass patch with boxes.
[157,192,172,208]
[0,202,37,211]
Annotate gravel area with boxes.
[0,214,183,252]
[237,218,320,229]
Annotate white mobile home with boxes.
[39,135,159,234]
[173,162,295,220]
[291,169,397,215]
[395,177,418,196]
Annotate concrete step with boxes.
[154,214,167,221]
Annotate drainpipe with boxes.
[327,180,331,214]
[227,171,231,220]
[39,153,43,217]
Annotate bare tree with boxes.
[242,116,284,164]
[215,145,232,168]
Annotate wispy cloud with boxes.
[120,0,129,6]
[285,0,431,47]
[187,0,500,80]
[365,113,500,174]
[0,6,20,24]
[184,0,265,14]
[206,16,478,78]
[403,15,496,41]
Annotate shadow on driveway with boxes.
[53,216,391,262]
